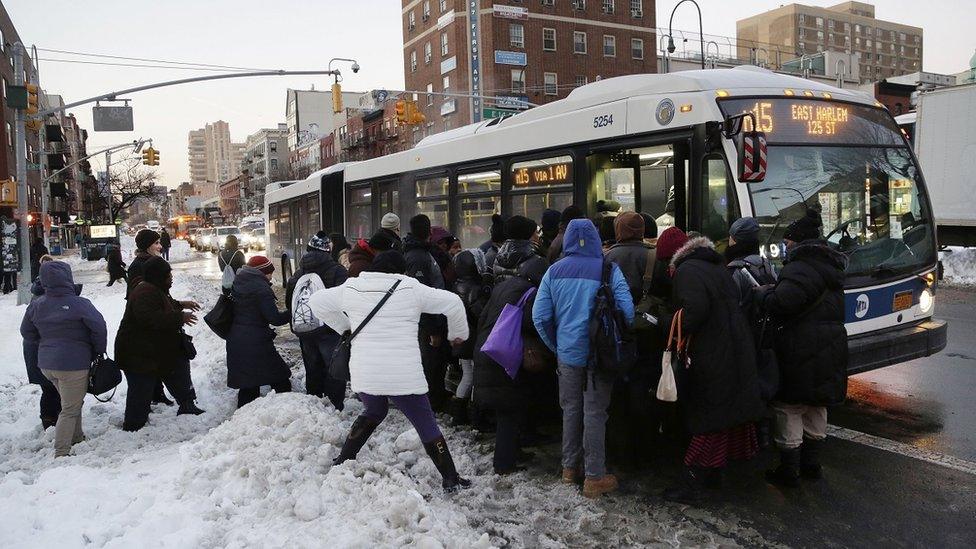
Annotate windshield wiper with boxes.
[869,264,897,278]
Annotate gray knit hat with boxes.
[381,212,400,232]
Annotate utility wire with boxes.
[36,58,257,72]
[36,46,275,72]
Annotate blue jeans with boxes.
[558,365,613,479]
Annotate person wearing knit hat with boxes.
[381,212,401,234]
[135,229,161,253]
[548,205,585,264]
[368,229,397,253]
[409,214,432,242]
[246,255,275,276]
[606,212,653,307]
[366,249,407,274]
[655,226,690,262]
[504,215,538,241]
[307,233,332,253]
[227,253,292,409]
[726,216,777,312]
[783,209,823,245]
[126,229,164,302]
[639,212,658,242]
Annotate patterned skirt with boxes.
[683,423,759,468]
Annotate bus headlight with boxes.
[919,288,934,313]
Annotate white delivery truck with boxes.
[899,83,976,247]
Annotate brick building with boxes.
[402,0,656,137]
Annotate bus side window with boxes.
[700,155,739,250]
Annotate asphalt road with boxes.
[67,250,976,547]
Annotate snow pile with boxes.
[0,264,751,548]
[940,246,976,285]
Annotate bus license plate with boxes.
[893,291,913,312]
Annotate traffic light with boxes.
[332,82,343,113]
[408,101,426,125]
[395,99,407,125]
[142,147,159,166]
[25,84,38,115]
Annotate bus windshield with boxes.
[719,98,935,282]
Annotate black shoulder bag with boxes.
[88,354,122,402]
[329,279,402,382]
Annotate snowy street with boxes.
[2,248,976,548]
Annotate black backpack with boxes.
[588,261,637,380]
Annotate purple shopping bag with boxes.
[480,287,537,379]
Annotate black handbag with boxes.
[329,279,401,382]
[88,354,122,402]
[204,294,235,339]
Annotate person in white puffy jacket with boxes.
[309,250,472,492]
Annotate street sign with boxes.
[26,163,41,171]
[93,105,134,131]
[483,107,518,119]
[497,96,530,110]
[494,51,527,66]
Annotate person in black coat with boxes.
[30,238,49,281]
[447,248,492,425]
[663,236,765,504]
[473,216,550,474]
[116,257,203,431]
[760,211,848,487]
[227,255,292,408]
[106,245,127,287]
[285,234,348,410]
[404,214,450,410]
[159,228,172,261]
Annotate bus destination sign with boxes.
[719,98,902,145]
[513,162,572,187]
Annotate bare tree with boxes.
[87,158,163,222]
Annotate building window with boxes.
[603,35,616,57]
[843,22,850,33]
[440,0,447,12]
[511,70,526,93]
[270,158,278,170]
[443,75,450,91]
[573,0,585,9]
[423,0,430,20]
[630,0,642,17]
[408,11,416,31]
[575,75,588,87]
[542,0,554,5]
[899,32,907,42]
[424,42,432,64]
[573,31,587,54]
[815,17,823,28]
[543,28,557,51]
[270,141,277,152]
[544,72,558,95]
[602,0,614,14]
[631,38,644,60]
[510,23,524,48]
[427,83,434,106]
[817,30,824,42]
[6,123,11,150]
[866,38,872,48]
[855,24,861,33]
[441,32,449,55]
[410,51,417,72]
[827,19,834,30]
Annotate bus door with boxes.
[321,171,344,234]
[585,138,691,235]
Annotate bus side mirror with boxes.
[738,130,767,183]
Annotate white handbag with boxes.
[656,309,684,402]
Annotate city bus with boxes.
[266,66,946,374]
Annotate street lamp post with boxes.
[667,0,706,70]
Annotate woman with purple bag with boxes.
[473,216,550,474]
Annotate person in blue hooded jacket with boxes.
[532,218,634,499]
[21,261,108,456]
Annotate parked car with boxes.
[196,227,216,252]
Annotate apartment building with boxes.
[737,1,922,83]
[186,120,244,200]
[402,0,656,137]
[240,124,288,212]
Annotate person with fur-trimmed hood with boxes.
[663,235,765,505]
[760,210,848,487]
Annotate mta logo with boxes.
[855,294,870,319]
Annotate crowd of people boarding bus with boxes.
[19,202,848,503]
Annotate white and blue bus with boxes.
[266,66,946,374]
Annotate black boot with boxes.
[662,466,706,505]
[448,397,469,427]
[800,437,824,480]
[423,436,471,493]
[122,421,146,432]
[765,448,801,488]
[41,417,58,430]
[333,416,380,466]
[152,382,174,406]
[177,402,206,416]
[703,467,724,489]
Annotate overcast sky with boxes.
[6,0,972,189]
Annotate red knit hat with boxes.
[247,255,275,274]
[655,227,689,261]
